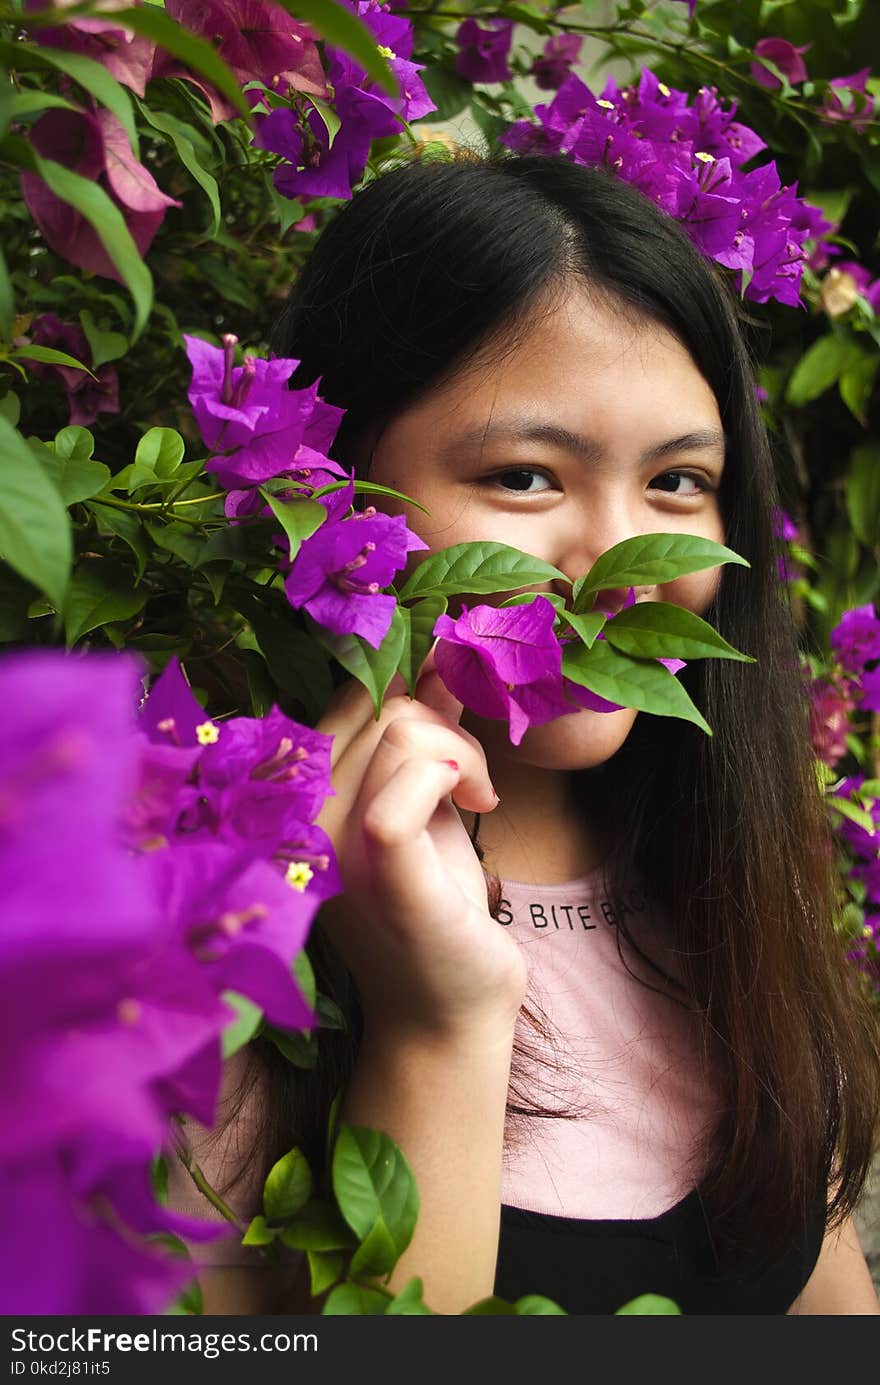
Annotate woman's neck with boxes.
[457,754,608,887]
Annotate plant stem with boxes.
[174,1140,245,1234]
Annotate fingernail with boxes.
[441,759,459,773]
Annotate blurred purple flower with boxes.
[530,34,582,92]
[750,38,810,90]
[433,599,576,746]
[156,0,326,125]
[830,605,880,676]
[834,260,880,313]
[21,108,179,282]
[454,18,515,85]
[859,666,880,713]
[26,313,119,428]
[834,776,880,862]
[25,0,157,97]
[807,675,856,768]
[820,69,875,131]
[285,504,427,647]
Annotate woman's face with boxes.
[368,282,727,771]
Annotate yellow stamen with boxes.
[658,82,671,97]
[196,721,220,745]
[596,99,615,110]
[286,862,314,892]
[694,151,715,164]
[377,45,396,61]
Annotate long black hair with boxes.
[260,150,880,1269]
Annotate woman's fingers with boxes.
[357,717,497,818]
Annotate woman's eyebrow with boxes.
[440,418,726,463]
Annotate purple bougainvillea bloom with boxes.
[834,776,880,861]
[530,34,582,92]
[830,605,880,675]
[149,844,316,1033]
[25,314,119,427]
[751,38,810,90]
[834,261,880,313]
[807,675,856,768]
[821,69,875,131]
[255,0,434,202]
[184,334,343,488]
[859,666,880,713]
[285,506,427,648]
[26,0,157,97]
[22,108,179,281]
[433,599,577,746]
[454,18,515,85]
[155,0,326,125]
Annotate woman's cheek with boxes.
[665,566,723,617]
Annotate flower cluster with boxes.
[0,650,336,1312]
[432,593,686,747]
[253,0,435,202]
[185,335,427,648]
[808,604,880,769]
[18,313,119,428]
[833,775,880,992]
[500,67,833,307]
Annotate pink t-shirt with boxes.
[166,867,719,1260]
[499,867,718,1221]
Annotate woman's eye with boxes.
[649,471,705,496]
[489,468,554,493]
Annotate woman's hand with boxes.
[314,662,528,1041]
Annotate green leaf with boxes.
[292,947,317,1013]
[0,40,139,154]
[513,1295,567,1315]
[220,990,263,1059]
[0,392,20,428]
[845,444,880,548]
[136,427,186,479]
[37,444,111,507]
[274,0,396,94]
[398,541,567,602]
[6,139,153,340]
[62,558,147,646]
[279,1200,357,1253]
[827,795,875,834]
[10,91,81,122]
[331,1124,418,1263]
[556,608,606,649]
[11,344,94,375]
[134,101,221,236]
[260,492,325,563]
[0,247,12,339]
[572,534,748,610]
[348,1215,398,1279]
[396,595,447,697]
[315,605,407,717]
[785,333,864,407]
[87,502,150,581]
[145,521,204,567]
[242,1215,275,1246]
[307,1249,346,1298]
[385,1277,435,1315]
[463,1296,518,1315]
[263,1022,317,1068]
[562,640,712,735]
[839,354,878,424]
[602,602,754,663]
[106,9,249,119]
[322,1282,390,1315]
[150,1154,169,1206]
[307,96,342,150]
[616,1293,682,1315]
[263,1147,313,1222]
[79,310,128,370]
[0,416,72,608]
[417,63,472,123]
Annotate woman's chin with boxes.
[462,704,640,770]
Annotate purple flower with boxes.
[830,605,880,676]
[834,776,880,861]
[821,69,875,131]
[832,261,880,314]
[254,0,434,202]
[21,108,179,282]
[807,675,856,768]
[285,504,427,648]
[772,508,799,542]
[155,0,326,125]
[433,599,576,746]
[25,313,119,427]
[454,18,515,85]
[530,34,582,92]
[25,0,157,97]
[750,38,810,90]
[858,666,880,713]
[184,333,344,489]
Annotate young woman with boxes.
[169,152,880,1314]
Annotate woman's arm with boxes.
[787,1215,879,1314]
